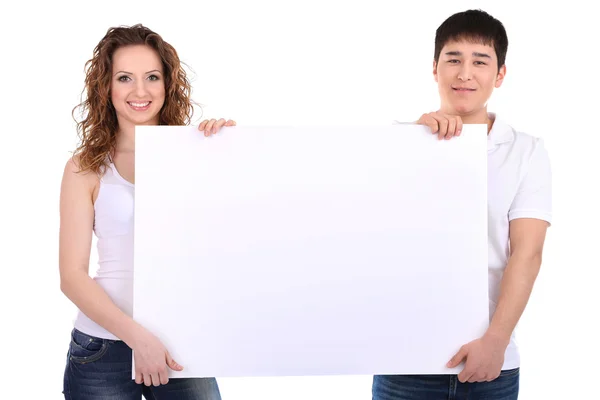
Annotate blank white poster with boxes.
[133,124,489,378]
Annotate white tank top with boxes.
[73,162,134,340]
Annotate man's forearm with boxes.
[486,251,543,341]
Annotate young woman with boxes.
[60,24,233,399]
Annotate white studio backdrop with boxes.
[0,0,598,399]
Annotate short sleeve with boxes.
[508,138,553,225]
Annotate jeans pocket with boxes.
[69,329,109,364]
[498,367,520,378]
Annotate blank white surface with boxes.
[133,124,489,378]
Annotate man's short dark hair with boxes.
[434,9,508,70]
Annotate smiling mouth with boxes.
[127,101,151,110]
[452,88,476,92]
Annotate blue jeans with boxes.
[372,369,520,400]
[63,328,221,399]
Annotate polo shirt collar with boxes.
[487,113,514,151]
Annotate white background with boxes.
[1,0,598,399]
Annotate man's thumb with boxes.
[447,345,468,368]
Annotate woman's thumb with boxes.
[166,351,184,371]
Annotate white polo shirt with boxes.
[485,113,552,370]
[395,113,552,370]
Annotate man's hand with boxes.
[447,332,510,383]
[416,111,463,140]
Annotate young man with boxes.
[372,9,552,400]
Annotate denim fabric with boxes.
[63,328,221,400]
[372,368,520,400]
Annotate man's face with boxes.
[434,39,506,120]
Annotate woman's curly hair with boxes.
[72,24,195,175]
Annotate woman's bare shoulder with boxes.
[61,155,101,200]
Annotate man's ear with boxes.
[433,59,438,82]
[495,64,507,88]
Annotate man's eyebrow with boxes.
[444,50,491,59]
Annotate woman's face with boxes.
[110,45,166,129]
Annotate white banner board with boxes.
[133,124,489,378]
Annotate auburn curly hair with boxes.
[72,24,195,175]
